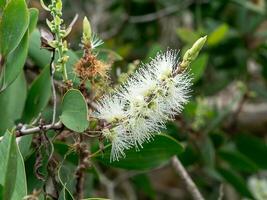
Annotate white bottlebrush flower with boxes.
[94,96,126,123]
[94,49,193,161]
[102,126,132,162]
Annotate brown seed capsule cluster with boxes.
[75,51,109,81]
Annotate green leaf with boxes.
[1,131,17,200]
[131,174,155,199]
[28,30,79,72]
[200,136,215,167]
[0,0,6,10]
[28,29,51,68]
[207,24,229,46]
[0,72,27,135]
[190,53,208,83]
[235,134,267,169]
[0,31,29,92]
[0,0,29,55]
[28,8,39,35]
[97,49,123,63]
[22,65,51,123]
[60,89,89,132]
[176,28,200,44]
[28,30,80,83]
[217,167,253,198]
[0,131,27,200]
[218,149,259,173]
[94,134,184,170]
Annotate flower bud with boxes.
[82,17,92,46]
[180,36,207,70]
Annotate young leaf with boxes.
[60,89,89,132]
[207,24,229,46]
[0,0,29,55]
[94,134,184,170]
[0,31,29,92]
[22,65,51,123]
[0,72,27,135]
[176,28,200,44]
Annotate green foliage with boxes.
[0,131,27,200]
[0,32,29,92]
[217,167,253,198]
[60,89,89,132]
[28,8,39,35]
[190,53,208,82]
[0,72,27,135]
[235,134,267,169]
[22,65,51,123]
[95,134,183,170]
[0,0,29,56]
[207,24,229,46]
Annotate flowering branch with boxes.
[93,36,207,161]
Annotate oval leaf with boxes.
[60,89,89,132]
[22,65,51,123]
[0,0,29,55]
[94,134,184,170]
[0,31,29,92]
[207,24,229,46]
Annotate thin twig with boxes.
[172,156,205,200]
[50,50,57,125]
[218,184,224,200]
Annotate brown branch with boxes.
[74,135,91,200]
[172,156,205,200]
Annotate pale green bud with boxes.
[82,17,92,46]
[180,36,207,70]
[56,0,62,11]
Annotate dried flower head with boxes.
[75,52,109,81]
